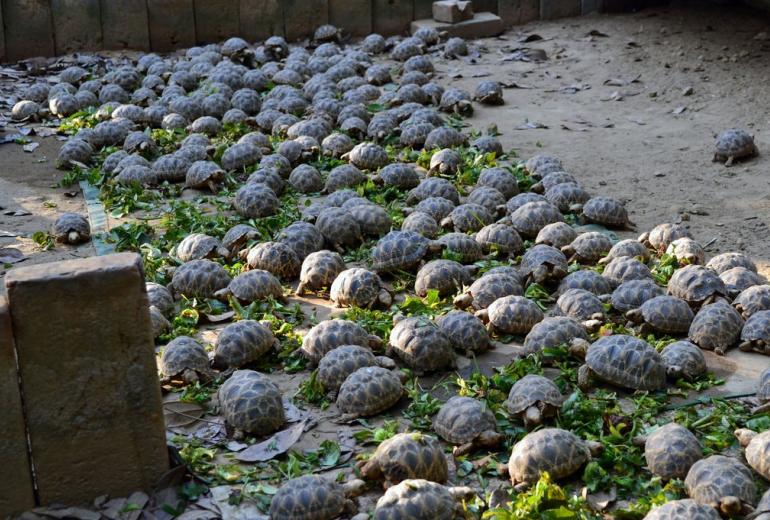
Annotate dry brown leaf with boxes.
[235,420,307,462]
[163,400,205,428]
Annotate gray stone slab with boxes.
[240,0,283,40]
[195,0,240,44]
[329,0,372,36]
[0,296,35,516]
[148,0,196,52]
[100,0,150,51]
[52,0,103,55]
[541,0,581,18]
[373,0,414,36]
[2,0,55,60]
[6,253,168,505]
[498,0,540,26]
[411,11,505,38]
[283,0,328,41]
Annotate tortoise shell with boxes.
[508,428,593,485]
[437,233,484,264]
[643,500,721,520]
[222,269,284,303]
[660,341,707,381]
[315,207,363,252]
[297,250,346,294]
[454,272,523,311]
[302,319,381,364]
[277,221,326,260]
[413,197,457,222]
[545,183,591,213]
[169,259,232,299]
[688,301,744,355]
[535,222,578,249]
[234,184,279,218]
[388,317,454,372]
[740,310,770,353]
[520,244,569,284]
[668,265,727,305]
[557,270,612,296]
[521,316,589,357]
[509,201,564,238]
[644,422,702,480]
[584,335,665,391]
[330,268,390,309]
[601,239,650,264]
[317,345,380,393]
[436,310,490,353]
[505,374,563,426]
[51,213,91,244]
[721,267,766,297]
[641,223,691,252]
[336,366,403,417]
[219,370,284,436]
[556,288,604,321]
[214,320,277,369]
[581,196,632,229]
[632,295,694,334]
[414,260,473,297]
[176,233,227,262]
[160,336,210,379]
[563,232,613,264]
[666,237,705,266]
[401,211,440,238]
[713,128,758,165]
[477,167,519,199]
[735,285,770,318]
[373,479,462,520]
[484,295,544,335]
[685,455,756,512]
[363,433,448,485]
[246,241,300,279]
[474,80,504,105]
[475,223,524,256]
[706,252,757,275]
[440,204,494,233]
[434,396,498,444]
[610,279,663,313]
[371,230,436,273]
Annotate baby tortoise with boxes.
[218,370,284,438]
[434,396,503,456]
[330,268,392,309]
[643,422,702,480]
[360,432,448,487]
[574,335,666,391]
[387,316,455,374]
[372,479,476,520]
[684,455,756,517]
[713,128,758,166]
[296,250,346,295]
[739,310,770,354]
[688,300,744,355]
[317,345,395,397]
[626,295,694,335]
[213,320,278,369]
[51,213,91,244]
[301,319,383,365]
[643,500,721,520]
[436,310,492,354]
[269,475,366,520]
[660,341,707,381]
[160,336,213,385]
[454,272,523,311]
[336,366,405,421]
[505,374,563,429]
[476,295,544,336]
[735,428,770,481]
[414,260,474,298]
[168,259,232,299]
[521,316,591,358]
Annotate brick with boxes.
[498,0,540,26]
[148,0,196,52]
[282,0,328,41]
[373,0,414,35]
[52,0,103,55]
[240,0,283,40]
[581,0,602,12]
[414,0,434,20]
[0,296,35,516]
[411,11,504,38]
[433,0,474,23]
[540,0,580,18]
[329,0,372,36]
[2,0,55,60]
[5,253,168,506]
[195,0,240,44]
[101,0,150,51]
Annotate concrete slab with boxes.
[433,0,474,23]
[2,0,55,60]
[239,0,284,40]
[282,0,328,41]
[100,0,150,51]
[329,0,372,36]
[498,0,540,26]
[195,0,240,44]
[411,12,505,39]
[52,0,103,54]
[373,0,414,36]
[148,0,196,52]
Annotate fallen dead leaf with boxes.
[516,120,548,130]
[673,105,687,114]
[163,400,205,428]
[236,420,307,462]
[604,74,641,86]
[22,141,39,152]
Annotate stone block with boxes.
[329,0,372,36]
[282,0,328,41]
[195,0,240,44]
[433,0,474,22]
[240,0,283,40]
[0,296,35,516]
[411,11,504,38]
[541,0,581,18]
[2,0,55,60]
[373,0,414,35]
[498,0,540,26]
[5,253,168,506]
[581,0,603,12]
[101,0,150,51]
[148,0,196,52]
[52,0,103,55]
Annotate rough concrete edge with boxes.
[80,181,114,256]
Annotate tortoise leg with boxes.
[452,442,476,457]
[725,156,734,167]
[523,406,542,429]
[751,402,770,415]
[577,364,592,391]
[739,340,754,352]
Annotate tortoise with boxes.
[706,252,757,275]
[153,154,193,183]
[434,396,503,456]
[317,345,395,396]
[56,139,94,169]
[214,269,285,304]
[149,306,171,339]
[343,142,389,170]
[301,319,383,364]
[602,256,653,288]
[507,428,603,487]
[443,37,469,58]
[288,164,324,193]
[365,64,392,85]
[439,204,494,233]
[535,222,578,249]
[51,213,91,244]
[521,316,591,357]
[482,265,523,283]
[413,26,441,46]
[530,171,579,193]
[406,177,461,205]
[757,489,770,520]
[264,35,289,59]
[402,212,440,238]
[361,33,387,53]
[387,316,455,374]
[146,282,175,317]
[643,500,721,520]
[557,270,612,296]
[368,114,399,141]
[639,222,692,252]
[505,374,564,429]
[474,80,504,105]
[666,237,705,265]
[393,83,430,105]
[323,164,365,193]
[476,295,544,336]
[556,288,605,323]
[477,167,519,199]
[509,201,564,238]
[213,320,279,369]
[713,128,758,166]
[373,163,421,189]
[314,24,342,43]
[185,160,225,191]
[221,36,253,59]
[672,264,731,307]
[475,223,524,256]
[643,422,702,480]
[176,233,229,262]
[471,135,504,156]
[371,230,443,273]
[245,241,300,279]
[562,232,613,264]
[575,335,666,391]
[114,165,158,186]
[326,189,366,208]
[439,88,473,116]
[580,196,635,229]
[360,432,448,486]
[520,244,569,284]
[438,233,484,263]
[123,131,158,156]
[414,260,474,298]
[400,122,435,149]
[660,341,708,381]
[688,301,743,356]
[524,154,563,179]
[296,250,346,295]
[454,272,523,311]
[685,455,756,516]
[259,153,292,177]
[755,367,770,415]
[222,225,260,256]
[610,279,665,313]
[160,336,213,385]
[466,186,507,216]
[330,268,392,309]
[315,207,364,253]
[429,149,463,176]
[626,295,694,335]
[599,239,650,264]
[322,132,355,158]
[348,204,392,237]
[436,310,492,354]
[735,428,770,481]
[277,221,326,260]
[218,370,285,438]
[739,310,770,354]
[373,479,476,520]
[544,183,592,213]
[11,100,41,121]
[733,285,770,319]
[168,259,232,299]
[391,40,424,62]
[188,116,222,136]
[410,197,457,222]
[234,184,280,218]
[342,116,369,140]
[721,266,766,297]
[336,366,404,420]
[269,475,366,520]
